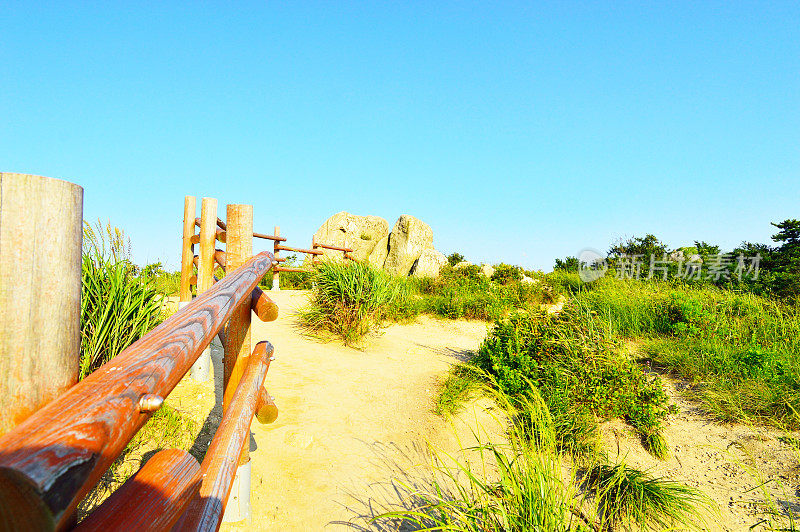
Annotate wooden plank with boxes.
[74,449,200,531]
[215,228,226,243]
[173,342,272,532]
[0,252,275,529]
[274,244,323,256]
[180,197,196,302]
[255,387,278,425]
[194,217,226,231]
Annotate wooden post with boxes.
[180,196,196,302]
[312,234,319,266]
[272,226,280,290]
[190,198,218,382]
[0,173,83,435]
[197,198,217,294]
[222,204,254,523]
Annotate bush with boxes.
[472,306,670,456]
[491,263,523,285]
[298,262,408,345]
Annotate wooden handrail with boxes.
[0,252,275,529]
[274,244,322,256]
[74,449,201,531]
[314,242,353,253]
[253,231,286,242]
[174,341,273,531]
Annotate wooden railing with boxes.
[0,197,281,531]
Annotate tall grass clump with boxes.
[80,221,164,378]
[299,261,409,345]
[377,386,706,531]
[583,462,710,530]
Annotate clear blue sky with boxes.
[2,2,798,270]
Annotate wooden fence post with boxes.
[0,173,83,435]
[179,196,196,303]
[272,225,280,290]
[222,203,254,523]
[189,197,218,382]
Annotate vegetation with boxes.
[583,462,709,530]
[80,221,165,378]
[472,306,670,457]
[298,261,410,345]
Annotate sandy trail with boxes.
[167,290,500,530]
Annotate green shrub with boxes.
[80,221,164,378]
[298,262,407,345]
[472,306,670,456]
[491,263,523,285]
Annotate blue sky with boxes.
[2,2,798,270]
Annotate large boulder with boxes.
[368,233,390,269]
[480,264,495,278]
[411,249,448,278]
[382,215,434,276]
[312,212,389,263]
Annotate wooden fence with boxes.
[0,196,280,531]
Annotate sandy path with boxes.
[167,290,499,530]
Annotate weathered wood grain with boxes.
[0,173,83,436]
[0,252,274,530]
[74,449,200,531]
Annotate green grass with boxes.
[470,305,670,458]
[434,364,484,417]
[374,389,589,531]
[573,277,800,429]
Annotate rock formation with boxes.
[311,212,388,263]
[312,212,447,277]
[382,215,434,276]
[411,249,448,278]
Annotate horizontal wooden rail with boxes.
[274,244,322,256]
[251,287,279,322]
[273,266,310,273]
[174,342,274,532]
[215,229,226,243]
[314,242,353,253]
[254,231,286,242]
[0,252,276,530]
[75,449,200,531]
[194,217,226,231]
